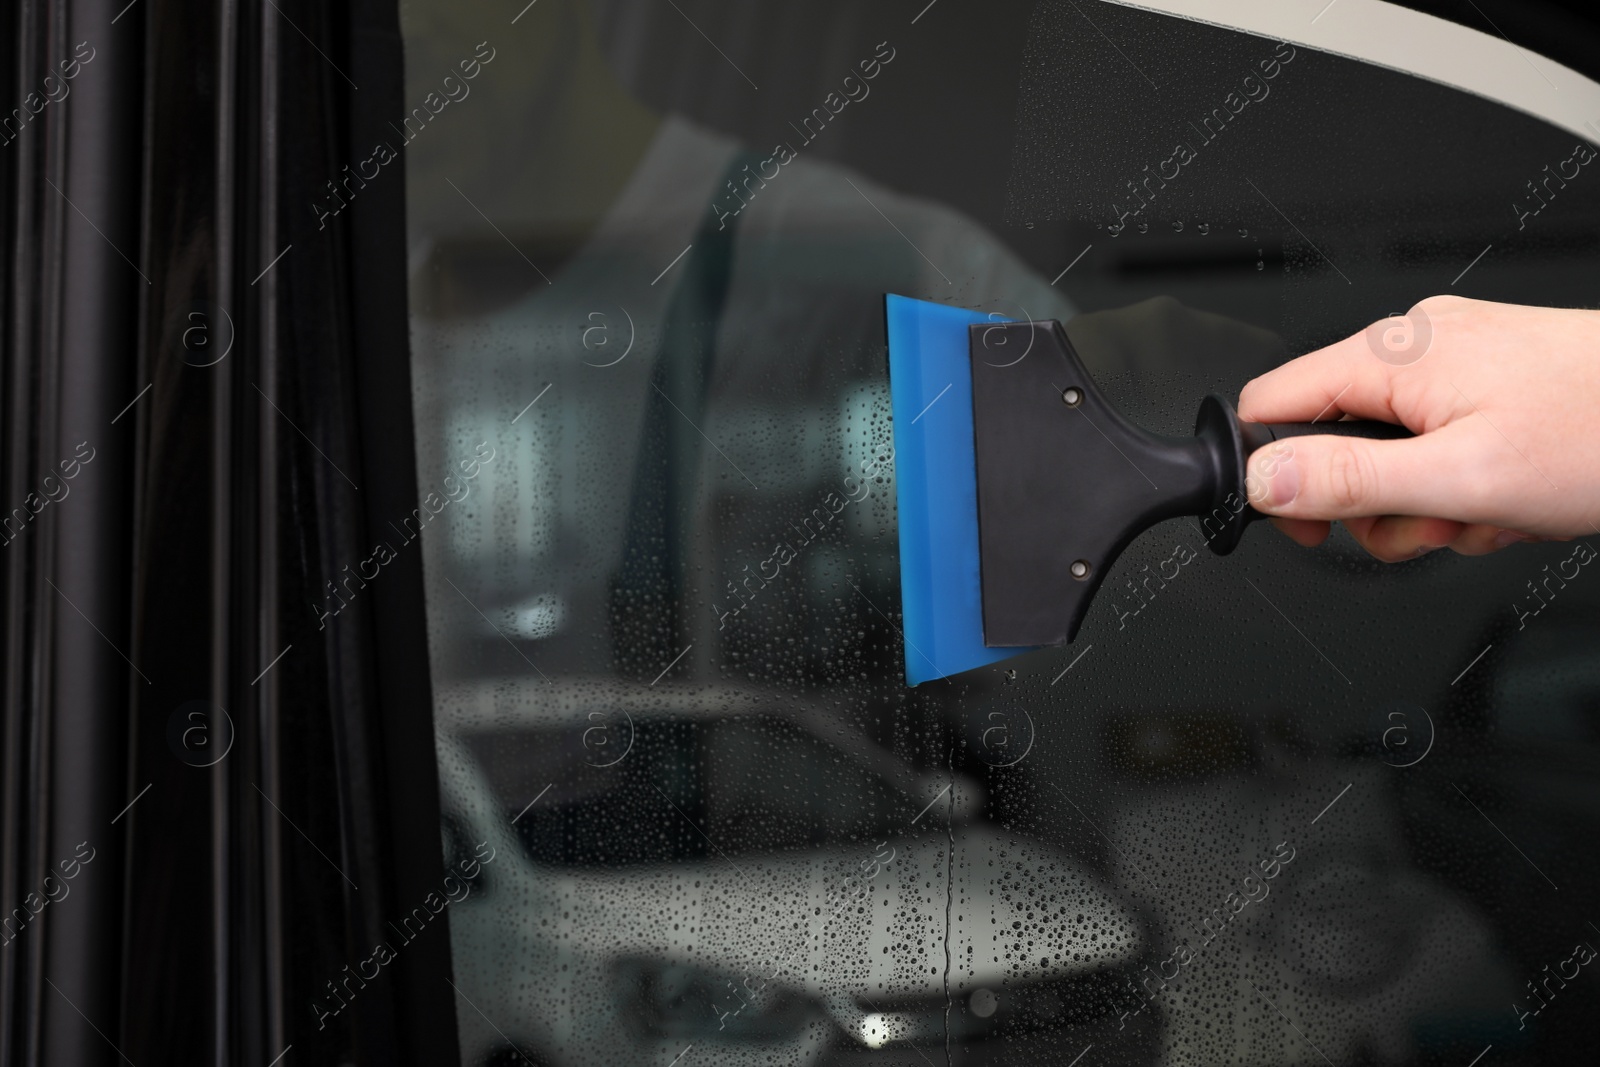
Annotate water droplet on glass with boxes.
[1172,220,1184,233]
[1198,222,1210,235]
[1136,220,1148,234]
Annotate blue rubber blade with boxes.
[886,295,1038,686]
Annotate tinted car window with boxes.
[402,2,1600,1064]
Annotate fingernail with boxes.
[1416,544,1446,557]
[1245,452,1301,510]
[1493,529,1531,548]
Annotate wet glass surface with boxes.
[402,2,1600,1063]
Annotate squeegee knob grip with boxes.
[1200,400,1415,556]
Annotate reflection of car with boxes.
[436,680,1148,1065]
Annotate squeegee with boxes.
[884,294,1410,686]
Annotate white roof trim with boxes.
[1100,0,1600,144]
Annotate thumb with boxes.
[1244,429,1468,521]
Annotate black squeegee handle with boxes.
[1201,399,1415,556]
[1240,418,1414,450]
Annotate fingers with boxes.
[1244,422,1485,523]
[1342,515,1463,562]
[1237,327,1401,425]
[1266,513,1544,562]
[1268,516,1330,547]
[1237,297,1466,426]
[1455,524,1528,556]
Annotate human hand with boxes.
[1237,295,1600,561]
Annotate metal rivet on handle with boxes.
[1070,560,1091,580]
[1062,387,1083,407]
